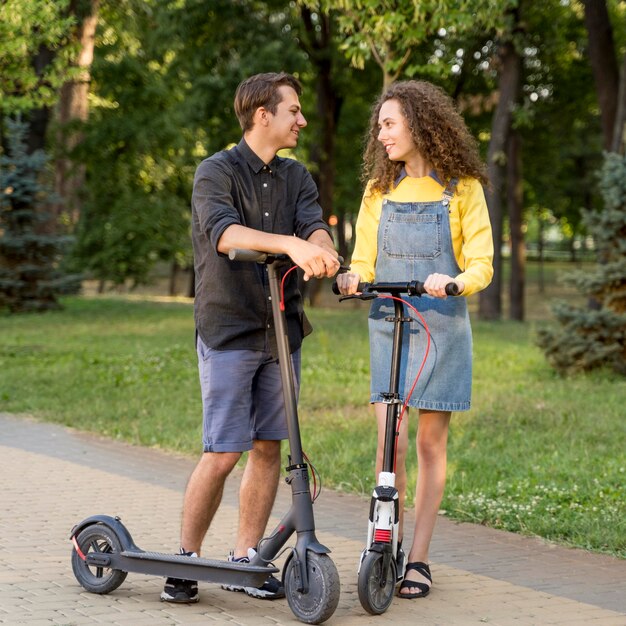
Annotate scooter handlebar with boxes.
[332,280,460,297]
[228,249,271,263]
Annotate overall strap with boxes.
[441,177,459,207]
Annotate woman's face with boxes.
[377,98,419,163]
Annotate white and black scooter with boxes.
[334,278,458,615]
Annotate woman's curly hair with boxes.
[363,80,488,194]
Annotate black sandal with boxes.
[398,561,432,599]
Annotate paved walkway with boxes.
[1,412,625,625]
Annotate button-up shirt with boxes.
[191,138,330,357]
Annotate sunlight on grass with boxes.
[1,290,624,557]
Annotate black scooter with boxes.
[70,250,340,625]
[335,279,458,615]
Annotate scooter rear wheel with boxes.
[71,524,127,594]
[357,549,397,615]
[284,551,340,624]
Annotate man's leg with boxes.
[181,450,242,555]
[161,450,241,604]
[234,438,281,557]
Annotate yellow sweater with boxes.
[349,175,494,296]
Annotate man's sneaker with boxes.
[221,548,285,600]
[160,549,199,603]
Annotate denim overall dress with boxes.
[368,178,472,412]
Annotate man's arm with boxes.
[307,228,338,258]
[217,224,339,280]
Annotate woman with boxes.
[336,80,493,599]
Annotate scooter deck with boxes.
[90,549,278,586]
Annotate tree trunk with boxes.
[613,52,626,154]
[299,7,343,307]
[54,0,100,224]
[26,45,56,154]
[187,270,195,299]
[582,0,619,151]
[507,130,524,321]
[537,215,545,294]
[335,212,348,262]
[478,36,521,320]
[169,261,179,296]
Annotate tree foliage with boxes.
[325,0,515,88]
[537,152,626,374]
[71,0,311,287]
[0,0,76,115]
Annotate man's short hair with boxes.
[234,72,302,132]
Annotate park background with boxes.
[1,1,624,559]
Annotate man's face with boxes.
[266,85,307,150]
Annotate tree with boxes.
[582,0,621,151]
[537,152,626,374]
[331,0,514,90]
[72,0,312,290]
[0,0,77,156]
[478,15,523,321]
[53,0,101,225]
[0,118,81,312]
[0,0,75,117]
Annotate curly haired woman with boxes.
[336,80,493,600]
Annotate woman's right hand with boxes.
[335,271,361,295]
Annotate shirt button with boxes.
[264,212,269,217]
[263,183,268,188]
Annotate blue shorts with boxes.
[196,336,301,453]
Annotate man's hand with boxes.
[287,238,340,281]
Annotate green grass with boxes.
[1,289,624,558]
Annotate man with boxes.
[161,72,339,604]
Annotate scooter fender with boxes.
[69,515,140,552]
[283,536,332,594]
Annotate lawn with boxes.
[1,264,624,557]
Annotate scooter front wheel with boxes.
[284,551,340,624]
[71,524,127,594]
[357,549,397,615]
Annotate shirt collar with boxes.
[393,167,442,187]
[236,137,279,175]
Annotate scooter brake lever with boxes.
[339,293,377,302]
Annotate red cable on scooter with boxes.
[377,295,432,474]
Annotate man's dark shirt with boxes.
[191,138,330,357]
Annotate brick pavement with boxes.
[1,413,625,625]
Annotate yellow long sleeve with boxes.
[349,176,493,296]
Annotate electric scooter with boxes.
[70,250,340,625]
[334,278,458,615]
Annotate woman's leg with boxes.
[400,409,451,596]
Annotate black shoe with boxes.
[161,577,199,603]
[160,549,199,603]
[221,549,285,600]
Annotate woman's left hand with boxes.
[423,273,464,298]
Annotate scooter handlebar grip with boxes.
[445,282,460,296]
[228,249,268,263]
[331,281,368,295]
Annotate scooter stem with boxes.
[267,262,304,465]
